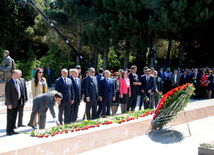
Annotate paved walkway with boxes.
[79,115,214,155]
[0,97,213,154]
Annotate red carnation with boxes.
[156,109,159,115]
[153,114,157,119]
[65,129,69,133]
[112,73,114,76]
[45,135,49,138]
[96,123,100,127]
[111,70,113,72]
[183,85,187,90]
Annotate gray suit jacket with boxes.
[5,78,19,108]
[171,74,181,86]
[33,91,57,118]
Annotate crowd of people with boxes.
[5,65,214,135]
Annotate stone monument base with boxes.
[0,83,5,96]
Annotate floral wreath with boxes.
[151,83,195,130]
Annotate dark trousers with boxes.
[195,84,201,99]
[139,92,151,110]
[70,102,79,122]
[86,100,97,120]
[28,106,47,129]
[47,75,52,87]
[17,103,24,126]
[128,90,137,111]
[6,105,19,133]
[102,98,112,116]
[58,101,71,124]
[97,100,102,117]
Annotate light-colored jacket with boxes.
[31,78,49,97]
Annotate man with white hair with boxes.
[55,69,74,125]
[69,69,82,122]
[99,70,115,117]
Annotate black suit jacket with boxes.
[55,77,74,104]
[85,76,98,102]
[140,75,155,93]
[129,73,139,95]
[180,74,191,85]
[19,78,28,103]
[99,78,115,100]
[5,78,19,108]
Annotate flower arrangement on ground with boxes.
[151,83,195,131]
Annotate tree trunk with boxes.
[178,41,184,68]
[103,50,108,70]
[149,37,158,68]
[76,26,81,65]
[123,49,129,70]
[166,39,172,66]
[93,48,99,71]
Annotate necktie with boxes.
[16,80,21,99]
[64,78,67,87]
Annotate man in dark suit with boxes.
[28,91,62,129]
[69,69,82,122]
[99,70,115,117]
[158,68,164,81]
[5,70,21,135]
[180,70,190,85]
[16,70,28,127]
[96,68,104,117]
[41,65,46,77]
[47,66,52,87]
[193,68,201,99]
[85,67,99,120]
[128,65,141,111]
[55,69,74,125]
[139,69,155,110]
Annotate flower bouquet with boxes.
[151,83,195,131]
[30,109,155,138]
[144,95,150,103]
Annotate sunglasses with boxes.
[91,71,95,73]
[209,72,213,73]
[39,72,43,73]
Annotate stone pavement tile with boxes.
[79,116,214,155]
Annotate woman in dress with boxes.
[31,68,49,127]
[119,71,131,113]
[111,72,120,115]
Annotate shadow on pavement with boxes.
[148,129,184,144]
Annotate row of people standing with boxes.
[159,67,214,99]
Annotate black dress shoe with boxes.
[6,132,14,136]
[18,125,27,127]
[12,131,19,134]
[27,124,37,129]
